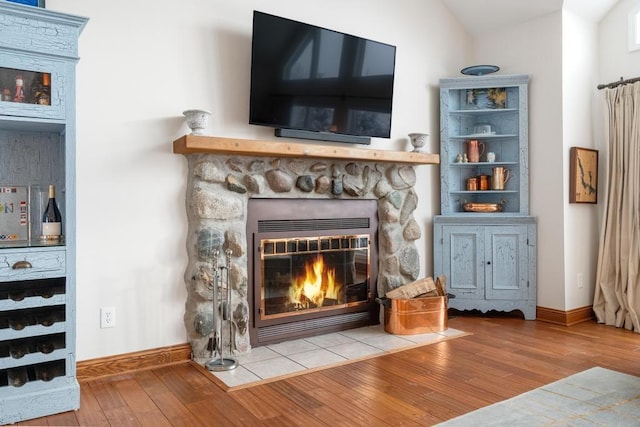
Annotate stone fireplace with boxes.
[174,135,438,360]
[247,198,379,346]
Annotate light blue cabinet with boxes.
[435,74,536,319]
[434,216,536,319]
[0,3,87,424]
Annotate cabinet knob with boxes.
[12,260,33,269]
[487,261,491,265]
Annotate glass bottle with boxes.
[38,310,60,327]
[13,74,25,103]
[40,288,55,298]
[35,361,64,382]
[9,315,28,331]
[41,185,62,241]
[35,365,54,382]
[8,287,26,301]
[9,340,29,359]
[33,73,51,105]
[36,337,55,354]
[7,367,28,387]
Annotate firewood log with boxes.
[435,275,447,296]
[385,276,436,299]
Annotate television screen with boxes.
[249,11,396,143]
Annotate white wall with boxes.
[44,0,471,361]
[599,0,640,83]
[473,13,566,309]
[597,0,640,195]
[562,10,600,310]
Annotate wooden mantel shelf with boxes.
[173,135,440,165]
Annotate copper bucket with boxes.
[383,296,448,335]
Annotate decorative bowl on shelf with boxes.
[474,124,493,134]
[408,133,429,152]
[183,109,212,135]
[461,65,500,76]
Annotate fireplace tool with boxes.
[206,249,238,371]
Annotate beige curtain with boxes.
[593,82,640,331]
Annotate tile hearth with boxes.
[209,324,467,390]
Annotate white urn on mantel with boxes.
[183,109,212,135]
[408,132,429,152]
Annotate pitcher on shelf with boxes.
[491,167,511,190]
[466,139,486,163]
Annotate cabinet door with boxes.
[484,226,529,300]
[0,60,66,120]
[442,225,484,300]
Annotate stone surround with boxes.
[177,138,437,360]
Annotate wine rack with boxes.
[0,274,72,406]
[0,3,87,424]
[0,275,68,384]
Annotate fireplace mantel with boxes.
[173,134,440,165]
[175,133,440,356]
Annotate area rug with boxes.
[436,367,640,426]
[205,324,469,391]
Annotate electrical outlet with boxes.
[100,307,116,328]
[577,273,584,289]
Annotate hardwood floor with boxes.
[15,314,640,426]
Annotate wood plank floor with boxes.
[15,314,640,426]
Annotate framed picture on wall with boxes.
[6,0,45,7]
[569,147,598,203]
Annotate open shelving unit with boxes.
[0,3,87,423]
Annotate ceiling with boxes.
[442,0,620,37]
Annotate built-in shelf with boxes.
[172,135,440,165]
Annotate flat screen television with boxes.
[249,11,397,145]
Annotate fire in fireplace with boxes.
[261,234,370,318]
[247,199,379,346]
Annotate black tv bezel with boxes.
[249,11,397,145]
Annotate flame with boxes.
[288,255,341,308]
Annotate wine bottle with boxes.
[8,288,26,302]
[36,337,55,354]
[37,72,51,105]
[9,315,28,331]
[9,340,29,359]
[7,367,28,387]
[42,184,62,240]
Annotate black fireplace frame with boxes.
[247,198,379,346]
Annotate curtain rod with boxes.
[597,76,640,90]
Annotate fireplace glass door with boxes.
[261,234,370,320]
